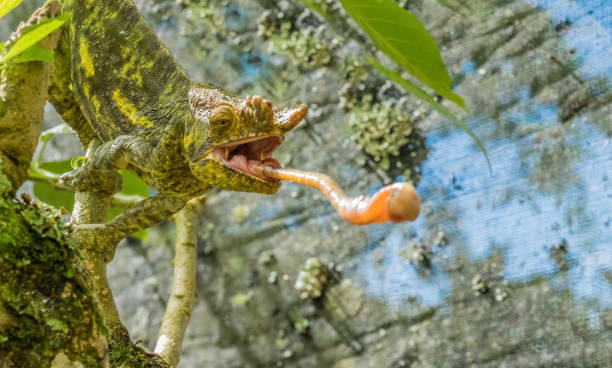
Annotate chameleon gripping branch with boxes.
[252,164,421,225]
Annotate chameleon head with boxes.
[184,84,308,194]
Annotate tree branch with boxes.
[70,139,130,343]
[0,1,62,192]
[154,195,206,367]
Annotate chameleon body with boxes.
[53,0,307,239]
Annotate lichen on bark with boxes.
[0,159,108,367]
[0,2,170,366]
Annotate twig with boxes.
[154,195,206,367]
[70,139,129,342]
[111,192,146,209]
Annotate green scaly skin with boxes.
[53,0,308,242]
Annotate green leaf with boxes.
[369,57,491,172]
[2,14,69,62]
[0,0,23,19]
[118,170,149,197]
[38,159,73,175]
[41,122,76,142]
[339,0,466,110]
[13,45,54,63]
[33,160,75,211]
[0,42,5,54]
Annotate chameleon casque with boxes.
[52,0,308,240]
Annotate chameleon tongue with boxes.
[247,158,281,181]
[252,163,420,225]
[224,154,282,181]
[227,154,249,172]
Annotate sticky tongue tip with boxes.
[387,184,420,222]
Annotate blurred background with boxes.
[3,0,611,366]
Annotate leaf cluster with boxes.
[0,0,69,67]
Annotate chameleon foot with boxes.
[59,168,122,195]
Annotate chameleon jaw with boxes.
[209,135,282,182]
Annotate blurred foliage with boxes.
[33,160,75,211]
[0,2,68,66]
[0,0,24,19]
[12,44,53,63]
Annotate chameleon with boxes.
[49,0,419,244]
[49,0,308,243]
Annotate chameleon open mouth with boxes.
[212,136,282,182]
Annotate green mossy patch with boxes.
[0,186,105,367]
[108,340,170,368]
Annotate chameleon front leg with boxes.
[73,194,187,261]
[59,136,150,194]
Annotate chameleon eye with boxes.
[210,105,235,130]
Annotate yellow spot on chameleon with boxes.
[183,134,194,147]
[91,96,101,113]
[83,82,90,98]
[121,57,135,74]
[79,38,95,78]
[112,90,154,127]
[120,46,130,60]
[132,71,143,87]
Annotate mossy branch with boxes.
[154,195,206,367]
[0,4,110,366]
